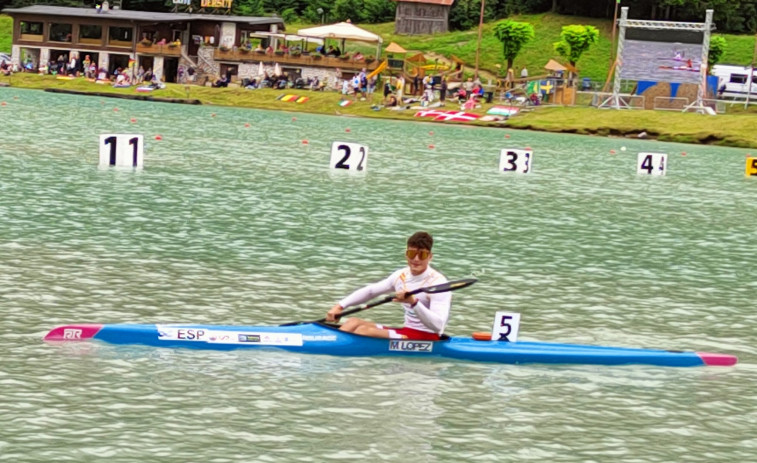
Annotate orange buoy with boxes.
[113,107,119,112]
[428,144,435,149]
[472,332,492,341]
[302,140,309,145]
[154,135,162,140]
[345,128,351,133]
[130,118,137,123]
[211,113,216,117]
[429,131,434,136]
[609,149,616,154]
[681,151,687,156]
[0,102,6,106]
[505,134,510,139]
[244,123,250,128]
[292,117,297,121]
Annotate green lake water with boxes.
[1,87,755,462]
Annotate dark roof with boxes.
[1,5,285,27]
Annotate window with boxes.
[109,26,134,44]
[730,74,747,84]
[49,23,72,42]
[20,21,43,35]
[79,25,102,40]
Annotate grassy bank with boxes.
[3,73,756,149]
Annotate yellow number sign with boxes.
[747,157,757,177]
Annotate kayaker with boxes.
[325,231,450,340]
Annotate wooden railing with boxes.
[136,43,183,56]
[213,48,379,71]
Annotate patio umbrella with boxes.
[258,61,264,77]
[274,63,282,77]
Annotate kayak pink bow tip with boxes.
[697,352,738,366]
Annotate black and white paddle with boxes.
[281,278,477,327]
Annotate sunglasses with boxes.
[405,249,431,260]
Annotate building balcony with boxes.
[136,43,182,56]
[213,48,380,71]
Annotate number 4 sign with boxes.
[492,311,521,342]
[637,152,667,176]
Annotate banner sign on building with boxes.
[201,0,233,7]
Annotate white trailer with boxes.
[712,64,757,100]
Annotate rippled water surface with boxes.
[1,88,755,462]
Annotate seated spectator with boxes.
[265,45,274,55]
[212,75,229,88]
[353,52,364,61]
[385,94,398,107]
[245,78,258,89]
[254,43,264,52]
[456,87,467,103]
[0,60,11,76]
[529,92,540,105]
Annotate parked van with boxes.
[712,64,757,99]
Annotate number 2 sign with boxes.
[330,142,368,172]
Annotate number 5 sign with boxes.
[491,311,521,342]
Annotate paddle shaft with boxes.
[313,278,477,324]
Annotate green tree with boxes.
[233,0,265,16]
[493,20,535,72]
[708,35,727,71]
[553,24,599,66]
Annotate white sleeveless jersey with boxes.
[338,266,450,334]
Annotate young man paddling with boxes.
[325,231,450,340]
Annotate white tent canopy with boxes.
[297,22,382,57]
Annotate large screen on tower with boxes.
[618,29,705,83]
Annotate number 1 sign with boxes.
[99,134,144,168]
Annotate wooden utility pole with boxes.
[474,0,485,77]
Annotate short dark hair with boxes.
[407,231,433,251]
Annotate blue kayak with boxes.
[44,322,737,367]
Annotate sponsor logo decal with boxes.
[238,334,261,343]
[63,329,82,339]
[389,341,433,352]
[302,335,338,341]
[157,326,207,341]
